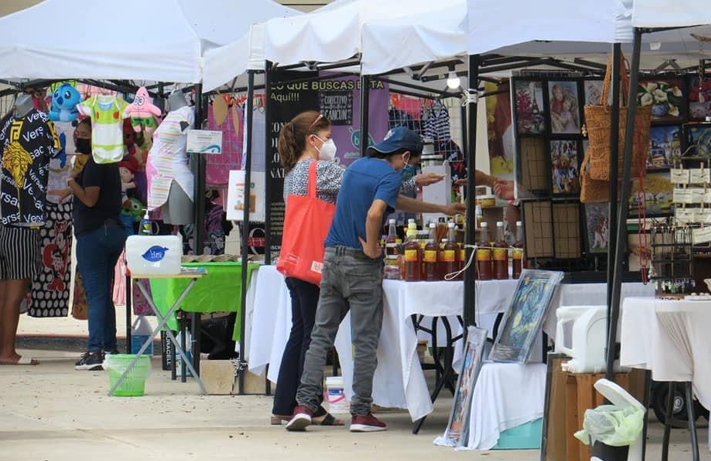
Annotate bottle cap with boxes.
[448,222,455,228]
[389,219,396,224]
[481,222,488,227]
[516,221,522,226]
[441,239,448,243]
[408,219,415,225]
[429,222,436,229]
[497,221,504,227]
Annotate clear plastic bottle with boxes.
[512,221,525,279]
[404,229,422,281]
[385,219,398,261]
[493,221,509,280]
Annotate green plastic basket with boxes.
[106,354,151,397]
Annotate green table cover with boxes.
[148,262,260,341]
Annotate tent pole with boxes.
[191,82,206,376]
[607,29,643,384]
[464,55,479,328]
[360,74,370,157]
[264,62,274,265]
[605,43,622,381]
[239,70,256,395]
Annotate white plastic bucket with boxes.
[325,376,349,414]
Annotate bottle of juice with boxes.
[385,219,398,262]
[512,221,525,279]
[424,224,439,281]
[476,222,493,280]
[441,223,459,280]
[404,229,421,281]
[493,221,509,280]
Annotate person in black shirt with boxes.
[68,119,126,371]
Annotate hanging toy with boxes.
[49,84,81,122]
[124,87,162,134]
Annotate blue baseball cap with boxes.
[370,126,423,155]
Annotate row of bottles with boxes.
[475,221,524,280]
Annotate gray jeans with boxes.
[296,246,384,416]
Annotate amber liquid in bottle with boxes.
[476,222,493,280]
[512,221,524,279]
[493,221,508,280]
[441,222,460,280]
[424,223,439,281]
[404,230,421,281]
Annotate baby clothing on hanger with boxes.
[77,94,129,164]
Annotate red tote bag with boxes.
[277,161,336,285]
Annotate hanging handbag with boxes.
[276,161,336,286]
[580,148,619,203]
[584,54,652,181]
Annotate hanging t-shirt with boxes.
[206,101,243,186]
[0,109,61,226]
[77,94,129,164]
[146,105,195,210]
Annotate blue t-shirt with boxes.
[325,157,402,249]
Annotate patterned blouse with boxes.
[283,159,416,204]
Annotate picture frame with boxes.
[584,203,610,254]
[647,125,681,170]
[684,124,711,158]
[489,270,564,363]
[583,79,605,106]
[550,140,581,196]
[548,81,582,135]
[436,326,488,448]
[630,171,673,217]
[689,76,711,121]
[513,80,546,135]
[637,78,688,124]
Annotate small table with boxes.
[621,297,711,461]
[109,270,209,396]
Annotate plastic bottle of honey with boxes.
[404,228,421,281]
[476,222,493,280]
[424,223,439,281]
[512,221,525,279]
[440,223,459,280]
[493,221,509,280]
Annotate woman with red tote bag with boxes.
[271,112,440,425]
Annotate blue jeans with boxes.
[76,222,126,353]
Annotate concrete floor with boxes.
[0,350,709,461]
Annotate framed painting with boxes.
[647,125,681,170]
[514,80,546,135]
[684,124,711,158]
[637,78,687,124]
[548,81,582,135]
[583,80,604,106]
[630,172,673,217]
[436,326,488,448]
[489,270,564,363]
[689,76,711,120]
[550,140,581,196]
[584,203,610,254]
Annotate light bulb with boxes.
[446,71,461,90]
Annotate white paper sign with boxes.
[699,211,711,224]
[690,168,711,184]
[227,170,265,222]
[674,188,694,204]
[671,169,690,184]
[675,208,698,224]
[693,227,711,245]
[186,129,223,154]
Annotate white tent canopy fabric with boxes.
[202,2,301,92]
[632,0,711,28]
[0,0,202,83]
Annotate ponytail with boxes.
[277,110,331,174]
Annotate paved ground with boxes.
[0,349,709,461]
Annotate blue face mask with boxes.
[401,165,416,181]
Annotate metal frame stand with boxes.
[108,277,208,396]
[660,381,700,461]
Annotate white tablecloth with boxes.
[620,297,711,410]
[463,363,547,450]
[248,265,653,422]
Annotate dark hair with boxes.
[366,147,422,160]
[278,111,331,174]
[76,118,91,129]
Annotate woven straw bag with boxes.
[583,55,651,181]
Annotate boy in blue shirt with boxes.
[287,127,466,433]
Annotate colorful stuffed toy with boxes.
[124,87,162,134]
[49,84,81,122]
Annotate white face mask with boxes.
[315,136,337,162]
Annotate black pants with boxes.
[272,277,323,415]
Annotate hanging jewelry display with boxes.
[649,219,694,297]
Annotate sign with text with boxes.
[187,130,223,154]
[226,170,266,222]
